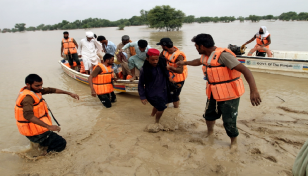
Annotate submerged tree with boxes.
[15,23,26,31]
[184,15,195,23]
[147,5,185,31]
[248,15,261,22]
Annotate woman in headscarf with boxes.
[242,26,272,57]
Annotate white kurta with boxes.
[78,38,100,71]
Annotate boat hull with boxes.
[59,61,139,93]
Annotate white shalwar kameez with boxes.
[78,32,101,72]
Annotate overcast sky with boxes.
[0,0,307,29]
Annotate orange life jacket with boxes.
[15,87,52,136]
[129,40,136,56]
[62,38,77,55]
[163,46,188,82]
[201,47,245,102]
[255,34,270,52]
[92,63,114,95]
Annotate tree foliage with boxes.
[279,11,298,21]
[15,23,26,31]
[147,5,185,31]
[2,10,308,33]
[184,15,195,23]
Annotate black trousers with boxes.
[97,92,116,108]
[26,131,66,153]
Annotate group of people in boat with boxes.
[14,27,266,155]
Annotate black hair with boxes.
[94,34,97,39]
[138,40,148,48]
[63,31,69,34]
[192,34,215,48]
[103,53,114,62]
[25,74,42,85]
[97,36,106,41]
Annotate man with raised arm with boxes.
[177,34,262,149]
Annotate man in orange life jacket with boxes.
[88,53,117,108]
[243,26,272,57]
[15,74,79,153]
[61,31,81,70]
[157,38,187,108]
[177,34,261,149]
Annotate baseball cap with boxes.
[156,38,173,46]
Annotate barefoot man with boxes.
[138,48,173,125]
[177,34,261,149]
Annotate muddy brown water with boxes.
[0,21,308,175]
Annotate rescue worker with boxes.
[177,34,262,149]
[88,53,117,108]
[157,38,187,108]
[61,31,81,70]
[15,74,79,154]
[138,48,173,124]
[242,26,272,57]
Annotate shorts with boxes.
[128,55,145,70]
[67,53,80,67]
[171,81,185,102]
[97,92,116,108]
[147,96,167,111]
[203,94,240,138]
[26,131,66,153]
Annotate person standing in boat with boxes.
[78,31,101,74]
[115,35,137,80]
[88,54,117,108]
[138,48,173,125]
[177,34,262,149]
[120,40,151,81]
[15,74,79,154]
[242,26,272,57]
[97,36,121,75]
[157,38,187,108]
[61,31,81,71]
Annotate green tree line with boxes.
[1,8,308,33]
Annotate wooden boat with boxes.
[58,60,138,93]
[237,50,308,78]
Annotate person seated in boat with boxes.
[116,35,138,80]
[78,31,101,75]
[88,53,117,108]
[138,48,173,125]
[61,31,81,71]
[15,74,79,154]
[120,39,151,81]
[242,26,272,57]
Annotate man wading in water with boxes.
[177,34,261,149]
[14,74,79,154]
[138,48,175,128]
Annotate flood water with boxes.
[0,20,308,175]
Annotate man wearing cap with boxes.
[177,34,261,149]
[61,31,80,71]
[121,39,151,81]
[157,38,187,108]
[78,31,101,74]
[138,48,174,125]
